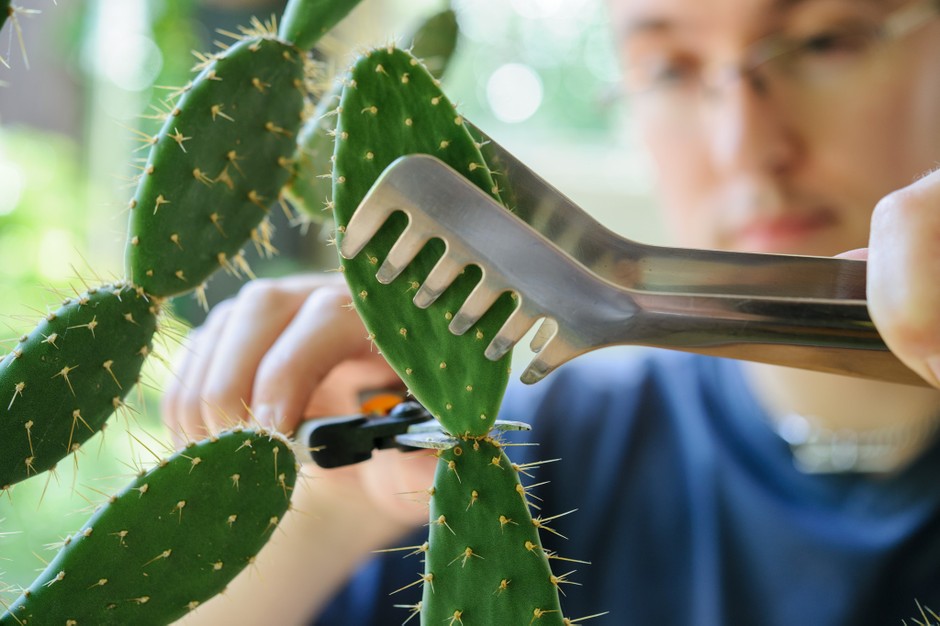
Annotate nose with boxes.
[704,72,802,178]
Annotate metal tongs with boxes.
[339,124,928,388]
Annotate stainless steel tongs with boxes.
[339,128,927,388]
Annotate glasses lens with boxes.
[765,26,881,87]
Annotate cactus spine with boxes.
[332,47,569,624]
[0,427,298,625]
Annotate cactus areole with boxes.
[332,47,515,438]
[0,428,298,625]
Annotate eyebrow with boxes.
[618,16,674,40]
[618,0,886,40]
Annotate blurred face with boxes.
[609,0,940,254]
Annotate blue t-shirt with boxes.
[316,349,940,625]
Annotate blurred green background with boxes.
[0,0,659,599]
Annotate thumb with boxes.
[866,172,940,388]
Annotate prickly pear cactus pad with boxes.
[0,428,298,626]
[284,90,342,224]
[0,283,158,489]
[332,47,515,438]
[423,438,565,625]
[278,0,363,51]
[407,8,459,80]
[126,33,306,298]
[284,9,460,225]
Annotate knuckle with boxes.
[315,284,353,308]
[179,389,206,418]
[202,299,233,327]
[237,278,283,303]
[200,382,233,412]
[255,352,295,388]
[874,185,928,225]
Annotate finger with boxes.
[200,279,312,434]
[867,170,940,388]
[161,325,200,448]
[173,301,233,442]
[251,285,393,434]
[835,248,868,261]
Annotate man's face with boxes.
[609,0,940,255]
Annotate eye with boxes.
[796,25,877,57]
[626,54,700,92]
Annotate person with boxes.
[168,0,940,623]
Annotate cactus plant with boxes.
[0,427,298,625]
[3,0,366,490]
[332,46,570,624]
[1,0,363,620]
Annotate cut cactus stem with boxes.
[424,437,566,625]
[0,427,298,626]
[0,282,158,489]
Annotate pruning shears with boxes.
[291,394,530,469]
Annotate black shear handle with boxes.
[304,401,430,468]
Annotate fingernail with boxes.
[254,404,282,431]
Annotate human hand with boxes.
[162,273,401,438]
[161,273,437,524]
[863,169,940,389]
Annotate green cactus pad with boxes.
[408,8,459,80]
[283,89,341,224]
[332,47,514,437]
[126,35,306,298]
[0,283,158,489]
[278,0,363,51]
[423,438,564,625]
[0,427,297,625]
[284,9,460,225]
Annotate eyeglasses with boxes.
[621,0,939,118]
